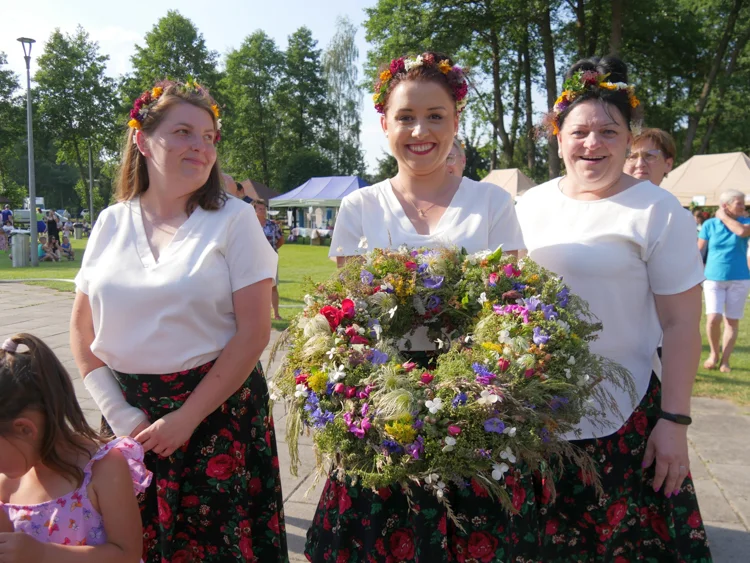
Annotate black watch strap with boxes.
[659,411,692,426]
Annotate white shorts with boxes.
[703,280,750,319]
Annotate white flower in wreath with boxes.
[435,338,447,350]
[498,329,512,344]
[404,54,424,71]
[567,355,576,365]
[326,347,337,360]
[425,473,440,485]
[216,118,222,130]
[435,480,447,499]
[358,236,369,249]
[492,462,510,481]
[478,390,500,405]
[477,292,488,305]
[564,368,572,379]
[499,446,516,464]
[329,364,346,382]
[294,384,309,398]
[425,397,444,414]
[503,426,517,437]
[442,436,456,452]
[387,305,398,319]
[556,319,570,333]
[303,294,315,307]
[303,314,332,338]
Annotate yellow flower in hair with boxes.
[552,122,560,136]
[629,94,640,108]
[599,82,618,91]
[380,69,392,82]
[438,60,452,74]
[211,104,220,118]
[372,93,381,103]
[128,118,141,129]
[151,86,163,98]
[554,91,570,107]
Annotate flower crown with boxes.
[549,70,640,135]
[127,79,222,143]
[372,53,469,114]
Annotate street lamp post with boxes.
[18,37,38,267]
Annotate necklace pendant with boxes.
[419,209,426,217]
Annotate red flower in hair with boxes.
[422,53,435,65]
[389,57,405,75]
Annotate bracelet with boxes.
[659,411,692,426]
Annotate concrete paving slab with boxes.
[704,522,750,563]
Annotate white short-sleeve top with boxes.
[516,178,705,440]
[329,178,525,258]
[75,196,278,374]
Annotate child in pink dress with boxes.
[0,333,151,562]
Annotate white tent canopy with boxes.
[661,152,750,207]
[482,168,537,199]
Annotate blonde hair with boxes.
[719,190,746,206]
[451,138,465,158]
[116,80,226,214]
[632,128,676,161]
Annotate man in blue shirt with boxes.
[254,199,284,320]
[698,189,750,373]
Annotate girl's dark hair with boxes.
[0,333,105,486]
[116,80,227,216]
[380,51,462,114]
[557,55,641,131]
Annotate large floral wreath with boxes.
[271,246,633,515]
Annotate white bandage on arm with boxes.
[83,366,148,437]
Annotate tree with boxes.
[125,11,219,98]
[370,151,398,184]
[34,26,118,209]
[322,17,365,175]
[277,27,331,152]
[279,149,333,192]
[220,31,284,188]
[0,53,24,195]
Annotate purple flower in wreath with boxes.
[426,295,442,310]
[540,428,550,443]
[493,304,530,324]
[512,282,528,292]
[472,362,496,385]
[412,418,424,430]
[423,275,445,289]
[557,287,570,308]
[369,349,389,365]
[523,296,541,311]
[549,396,570,412]
[484,418,506,434]
[310,408,335,428]
[533,327,550,345]
[406,436,424,460]
[360,270,375,285]
[452,392,468,407]
[417,263,429,274]
[382,439,403,455]
[541,304,558,320]
[325,382,335,395]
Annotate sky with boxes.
[1,0,391,174]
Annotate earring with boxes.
[385,132,389,138]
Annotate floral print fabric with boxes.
[113,361,288,563]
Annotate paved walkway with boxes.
[1,283,749,562]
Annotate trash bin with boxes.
[74,225,84,240]
[11,232,30,268]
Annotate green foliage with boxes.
[279,149,334,192]
[370,151,398,183]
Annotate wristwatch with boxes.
[659,411,692,426]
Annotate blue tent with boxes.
[269,176,369,208]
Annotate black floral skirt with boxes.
[112,361,289,563]
[305,372,712,563]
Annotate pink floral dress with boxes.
[0,437,151,553]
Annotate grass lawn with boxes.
[1,239,747,405]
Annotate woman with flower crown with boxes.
[69,80,288,562]
[306,52,532,563]
[515,56,712,561]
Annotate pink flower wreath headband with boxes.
[372,53,469,114]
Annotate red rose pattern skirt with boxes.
[112,361,289,563]
[305,373,712,563]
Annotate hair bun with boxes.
[566,55,628,84]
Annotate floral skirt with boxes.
[112,361,289,563]
[536,373,712,562]
[305,373,712,563]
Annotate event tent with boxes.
[661,152,750,206]
[269,176,369,208]
[240,179,279,202]
[482,168,537,199]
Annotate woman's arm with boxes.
[643,284,702,497]
[135,279,273,457]
[715,208,750,237]
[70,292,106,377]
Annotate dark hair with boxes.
[0,333,105,486]
[557,55,641,132]
[379,51,463,115]
[116,80,227,215]
[632,128,676,161]
[236,182,245,193]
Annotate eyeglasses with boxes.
[626,149,663,163]
[446,154,458,165]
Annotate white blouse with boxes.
[75,196,278,374]
[329,178,525,258]
[516,179,705,440]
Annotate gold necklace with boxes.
[392,180,441,218]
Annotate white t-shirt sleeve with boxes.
[645,197,705,295]
[329,195,364,258]
[224,205,278,291]
[488,186,526,252]
[74,211,109,295]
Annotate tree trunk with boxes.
[71,140,88,184]
[522,28,535,171]
[681,0,744,159]
[508,47,523,161]
[698,24,750,154]
[539,1,560,178]
[609,0,623,55]
[489,30,512,167]
[569,0,586,59]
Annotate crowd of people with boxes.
[0,48,740,563]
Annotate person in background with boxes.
[236,182,254,204]
[623,127,675,186]
[38,236,57,262]
[0,333,149,562]
[221,172,239,197]
[446,137,466,177]
[61,235,75,260]
[254,199,284,320]
[1,205,12,226]
[46,211,61,243]
[699,189,750,373]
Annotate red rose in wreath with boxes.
[320,305,344,330]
